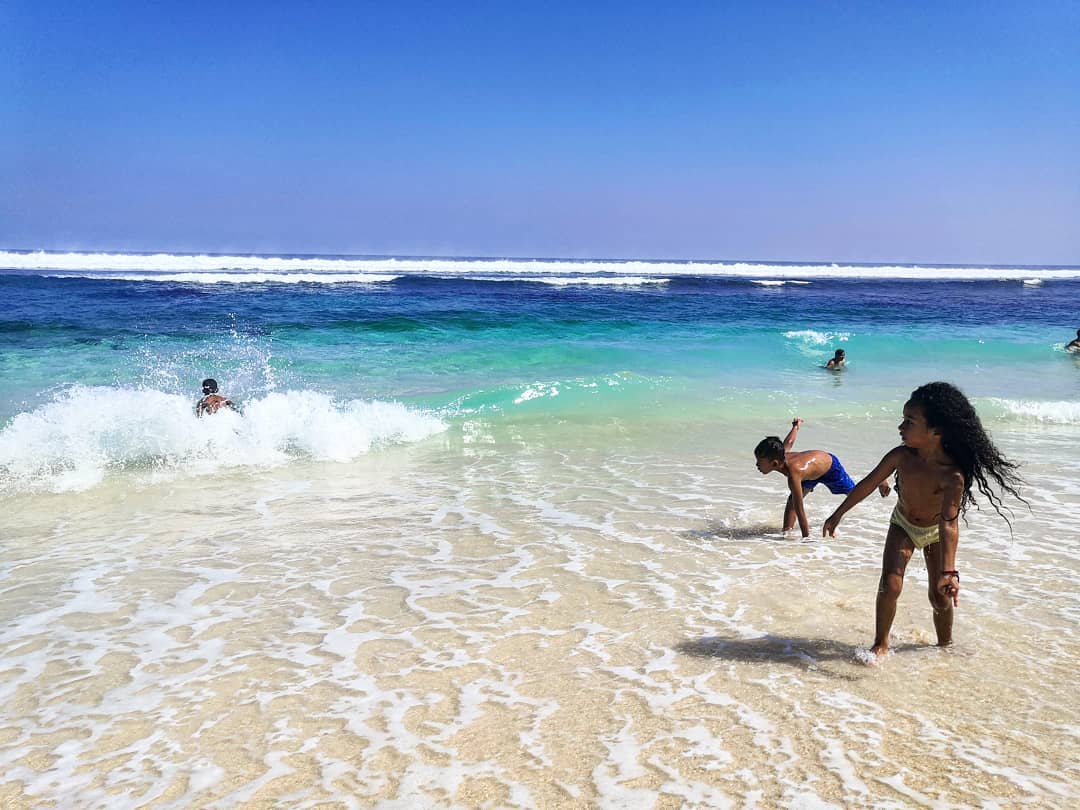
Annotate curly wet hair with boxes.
[908,381,1027,525]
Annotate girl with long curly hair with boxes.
[823,382,1025,660]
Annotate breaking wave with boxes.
[3,250,1079,284]
[0,386,447,493]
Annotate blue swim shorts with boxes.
[802,453,856,495]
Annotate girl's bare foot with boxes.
[855,646,889,666]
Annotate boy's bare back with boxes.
[783,450,836,484]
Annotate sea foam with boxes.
[783,329,851,346]
[3,250,1079,283]
[0,386,446,493]
[64,272,400,284]
[987,398,1080,425]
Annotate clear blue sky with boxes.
[3,1,1078,263]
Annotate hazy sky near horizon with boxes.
[3,2,1078,264]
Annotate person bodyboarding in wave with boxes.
[196,378,235,416]
[822,382,1026,661]
[754,417,890,538]
[1066,329,1080,352]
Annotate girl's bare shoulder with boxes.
[883,445,912,465]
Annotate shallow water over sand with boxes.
[1,417,1076,807]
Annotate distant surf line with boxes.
[3,249,1080,282]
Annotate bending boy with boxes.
[754,418,889,537]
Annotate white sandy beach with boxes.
[1,418,1076,807]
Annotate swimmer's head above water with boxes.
[201,378,219,395]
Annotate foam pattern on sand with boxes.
[0,424,1074,807]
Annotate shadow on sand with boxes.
[682,522,786,542]
[677,634,867,680]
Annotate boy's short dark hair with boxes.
[835,349,845,357]
[201,378,218,394]
[754,436,785,461]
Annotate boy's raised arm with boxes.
[782,417,804,451]
[822,447,902,536]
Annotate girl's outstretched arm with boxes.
[823,447,904,537]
